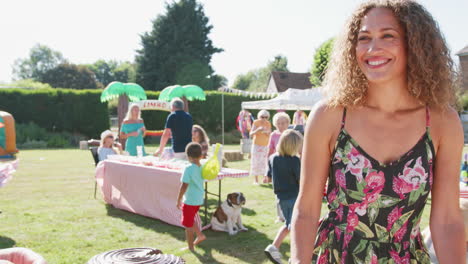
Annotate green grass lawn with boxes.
[0,146,432,264]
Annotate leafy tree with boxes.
[114,62,136,84]
[41,63,101,89]
[173,60,227,90]
[310,38,334,86]
[86,60,136,87]
[136,0,222,91]
[211,74,228,89]
[12,44,67,80]
[175,60,213,90]
[232,55,289,91]
[232,73,254,90]
[268,55,289,72]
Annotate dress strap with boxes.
[425,106,431,128]
[341,108,347,129]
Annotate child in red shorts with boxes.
[176,142,206,250]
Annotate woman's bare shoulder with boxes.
[308,100,344,130]
[429,106,463,147]
[304,100,344,147]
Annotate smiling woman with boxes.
[324,1,456,108]
[290,1,465,264]
[355,7,407,85]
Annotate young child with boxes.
[176,142,206,250]
[264,129,303,264]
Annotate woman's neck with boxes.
[366,80,420,112]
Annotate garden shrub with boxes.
[16,122,49,143]
[208,129,242,145]
[16,122,82,148]
[47,133,71,148]
[0,88,108,138]
[18,140,48,149]
[459,92,468,111]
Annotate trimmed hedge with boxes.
[141,91,261,134]
[0,88,288,141]
[0,88,108,138]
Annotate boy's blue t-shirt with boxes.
[180,163,204,206]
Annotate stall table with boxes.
[95,160,248,229]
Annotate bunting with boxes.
[217,86,278,99]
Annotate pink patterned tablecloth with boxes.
[0,160,18,188]
[461,182,468,199]
[95,160,248,229]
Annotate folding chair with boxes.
[89,147,99,198]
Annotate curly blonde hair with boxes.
[324,0,457,108]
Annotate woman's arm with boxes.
[249,123,260,137]
[120,131,138,139]
[430,108,466,263]
[114,142,123,154]
[154,128,172,156]
[290,103,340,263]
[139,120,146,133]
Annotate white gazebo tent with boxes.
[241,88,322,110]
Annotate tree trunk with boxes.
[118,94,129,148]
[182,96,189,112]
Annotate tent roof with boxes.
[241,88,322,110]
[457,44,468,56]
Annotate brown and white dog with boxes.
[211,192,248,235]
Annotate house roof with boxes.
[270,71,313,92]
[457,45,468,56]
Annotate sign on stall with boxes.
[136,100,171,111]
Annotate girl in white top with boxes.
[97,130,122,161]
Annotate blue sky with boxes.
[1,0,466,85]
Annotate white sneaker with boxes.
[264,244,283,264]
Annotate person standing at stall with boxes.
[120,103,146,156]
[155,98,193,160]
[192,125,210,159]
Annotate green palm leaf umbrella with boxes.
[158,84,205,112]
[100,82,147,144]
[101,82,147,103]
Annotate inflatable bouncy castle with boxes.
[0,111,18,158]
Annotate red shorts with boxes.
[181,203,200,228]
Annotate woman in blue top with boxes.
[120,103,146,156]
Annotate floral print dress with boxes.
[312,108,433,264]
